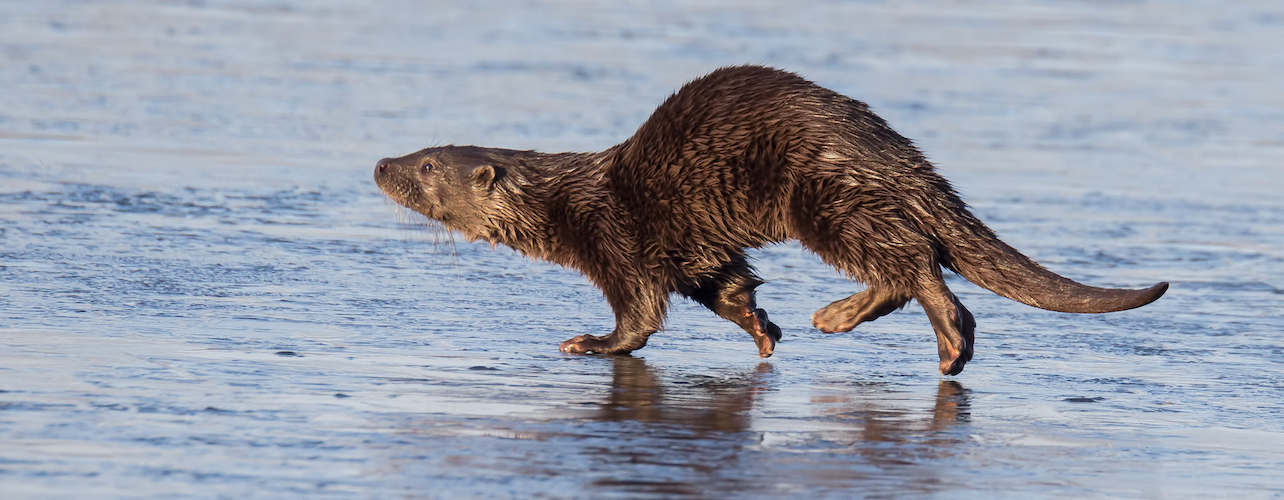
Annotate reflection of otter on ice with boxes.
[590,356,772,433]
[560,357,974,494]
[583,356,970,446]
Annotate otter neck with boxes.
[483,150,615,267]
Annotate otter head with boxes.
[373,145,512,242]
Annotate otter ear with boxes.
[470,165,505,190]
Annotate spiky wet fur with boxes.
[374,65,1167,375]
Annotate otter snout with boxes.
[373,156,416,208]
[374,157,404,196]
[374,157,394,179]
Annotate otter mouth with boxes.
[376,180,423,210]
[378,181,443,223]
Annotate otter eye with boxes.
[422,161,434,173]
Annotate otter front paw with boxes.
[751,309,781,358]
[559,334,608,354]
[938,341,973,376]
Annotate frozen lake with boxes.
[2,0,1283,497]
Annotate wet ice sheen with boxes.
[2,0,1283,498]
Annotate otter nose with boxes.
[375,158,393,177]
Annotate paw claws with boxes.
[937,343,973,376]
[757,335,776,358]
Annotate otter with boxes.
[373,65,1167,375]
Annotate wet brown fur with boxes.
[373,65,1168,375]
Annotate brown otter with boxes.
[373,65,1167,375]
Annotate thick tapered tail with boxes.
[939,215,1168,313]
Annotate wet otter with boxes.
[373,65,1167,375]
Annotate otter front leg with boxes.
[560,280,668,355]
[811,285,911,333]
[559,329,651,355]
[684,269,783,358]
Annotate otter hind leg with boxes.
[683,266,782,359]
[811,285,911,333]
[913,277,976,376]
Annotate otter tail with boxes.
[937,212,1167,313]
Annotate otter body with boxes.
[374,65,1167,375]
